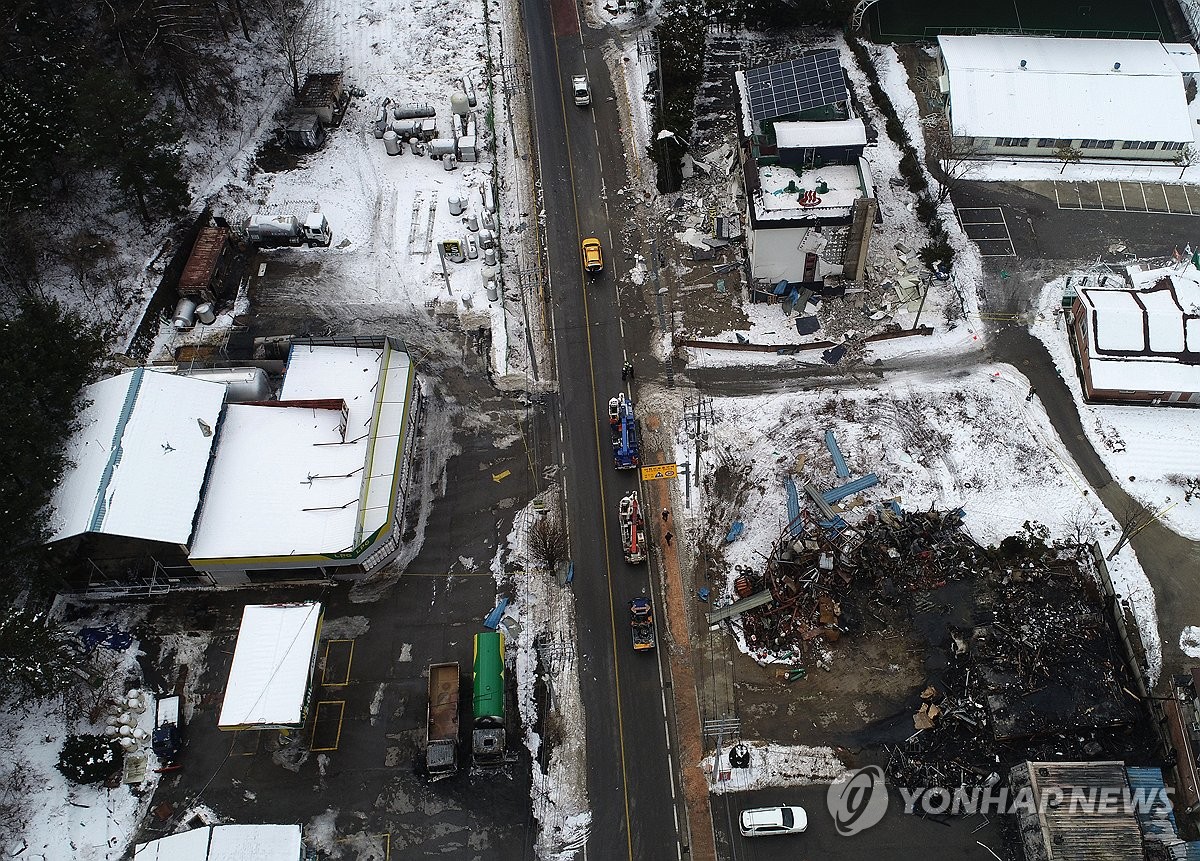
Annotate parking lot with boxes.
[133,575,532,860]
[1030,180,1200,217]
[956,207,1016,257]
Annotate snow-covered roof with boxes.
[218,603,322,729]
[774,119,866,150]
[134,824,303,860]
[752,159,872,223]
[188,342,413,563]
[1163,43,1200,75]
[938,35,1194,142]
[50,368,226,545]
[1077,265,1200,393]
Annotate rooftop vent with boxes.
[1114,61,1121,71]
[1019,59,1027,69]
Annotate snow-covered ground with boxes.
[9,9,1200,858]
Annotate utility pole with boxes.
[695,388,702,486]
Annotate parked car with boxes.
[572,74,591,107]
[582,237,603,274]
[739,806,807,837]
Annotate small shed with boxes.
[297,72,348,125]
[284,113,325,150]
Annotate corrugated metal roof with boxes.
[1126,766,1177,843]
[1027,762,1144,861]
[938,35,1194,142]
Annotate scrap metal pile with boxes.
[735,505,982,659]
[726,502,1148,789]
[887,560,1144,791]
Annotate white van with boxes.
[572,75,591,107]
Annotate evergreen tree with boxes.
[57,734,123,785]
[0,610,80,704]
[75,69,190,224]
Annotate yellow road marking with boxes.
[321,639,355,687]
[310,700,346,751]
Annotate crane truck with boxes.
[619,492,647,564]
[425,662,460,781]
[608,393,640,470]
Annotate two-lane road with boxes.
[519,0,685,856]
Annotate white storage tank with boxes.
[486,280,499,302]
[383,130,401,156]
[449,196,465,216]
[172,297,197,330]
[176,367,273,402]
[195,302,217,325]
[450,91,471,117]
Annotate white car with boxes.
[739,805,808,837]
[572,75,591,107]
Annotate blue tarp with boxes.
[483,597,509,630]
[822,345,846,364]
[824,430,849,479]
[774,280,790,296]
[887,500,904,516]
[821,473,879,504]
[725,521,744,543]
[78,624,133,653]
[785,477,801,533]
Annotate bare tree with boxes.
[259,0,326,99]
[922,117,984,202]
[1107,498,1152,560]
[1054,143,1082,175]
[527,513,568,573]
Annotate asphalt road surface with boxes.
[520,0,684,855]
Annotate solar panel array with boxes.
[745,50,847,123]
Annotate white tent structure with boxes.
[218,602,323,731]
[134,824,303,860]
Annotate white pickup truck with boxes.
[572,75,591,107]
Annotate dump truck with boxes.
[619,492,647,564]
[178,224,234,305]
[629,598,656,651]
[244,212,333,248]
[609,393,640,469]
[425,662,460,780]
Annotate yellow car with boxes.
[582,237,603,275]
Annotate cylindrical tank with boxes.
[409,138,423,156]
[442,154,457,171]
[486,280,499,302]
[481,182,496,213]
[461,292,474,310]
[466,237,479,260]
[448,196,465,216]
[195,302,216,325]
[393,103,436,120]
[428,138,456,158]
[383,130,401,156]
[482,211,496,232]
[466,213,479,232]
[172,297,197,330]
[391,119,422,138]
[483,246,497,267]
[177,367,272,402]
[450,91,470,116]
[478,229,497,250]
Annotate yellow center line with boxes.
[549,22,636,861]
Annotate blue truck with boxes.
[608,394,640,469]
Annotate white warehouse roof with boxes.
[134,824,303,860]
[218,602,323,730]
[188,342,414,564]
[50,369,226,545]
[774,118,867,149]
[938,35,1195,142]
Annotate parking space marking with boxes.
[321,638,355,687]
[1051,180,1200,216]
[311,700,346,751]
[957,207,1016,256]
